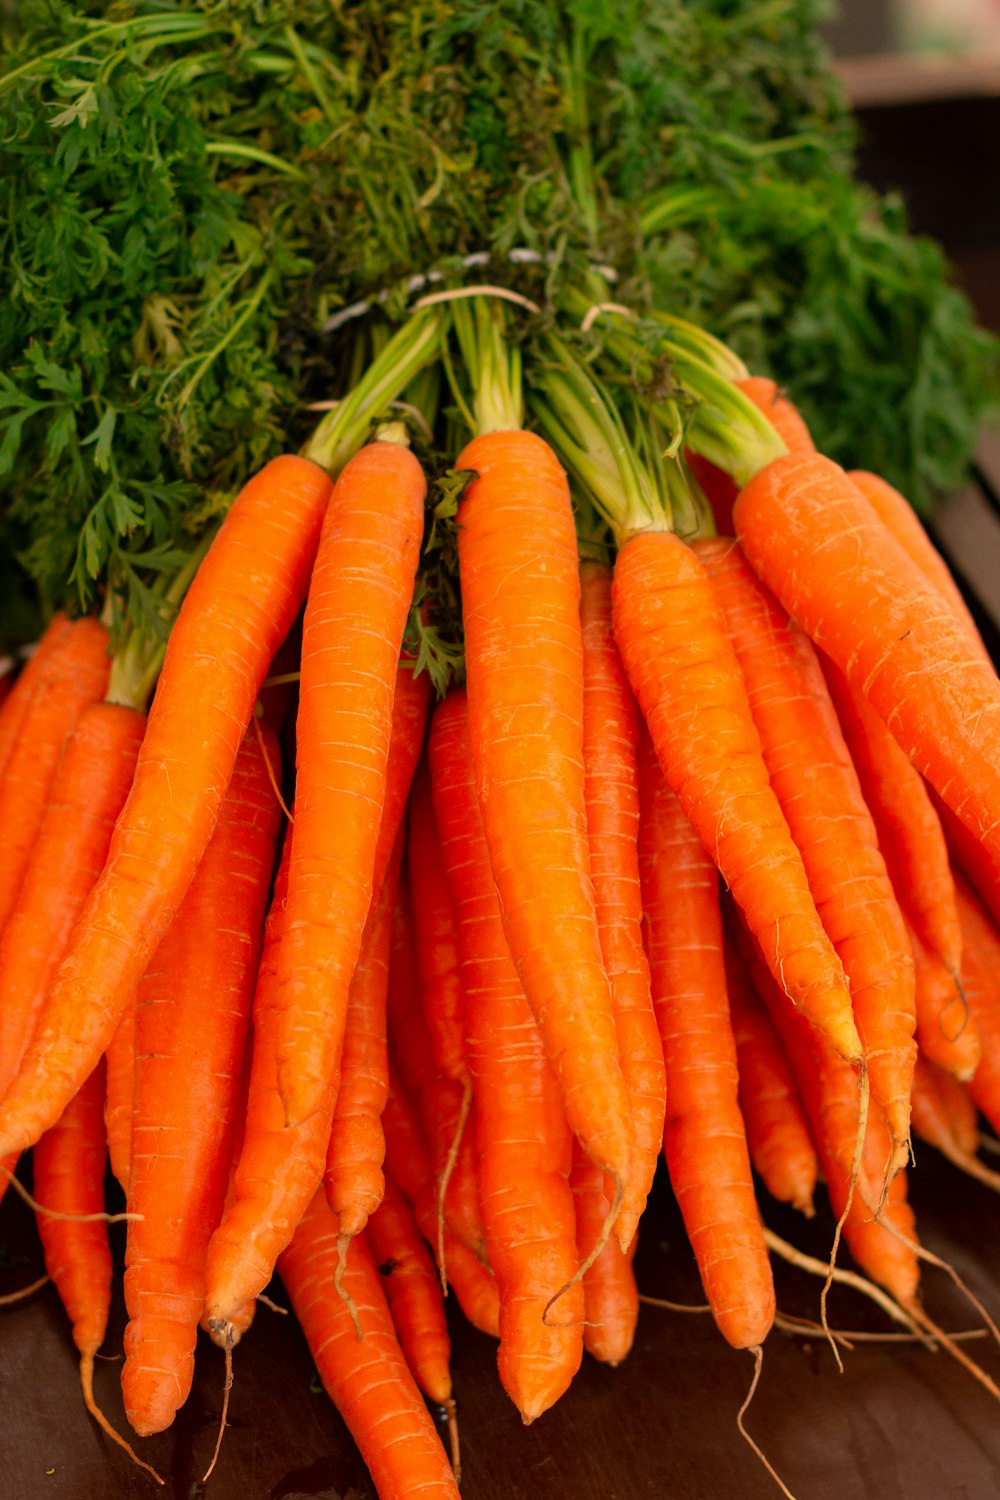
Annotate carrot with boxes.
[0,702,145,1203]
[955,875,1000,1139]
[367,1175,454,1410]
[934,789,1000,932]
[637,727,775,1350]
[275,440,425,1131]
[685,376,815,534]
[0,454,331,1161]
[569,1143,639,1367]
[324,833,401,1240]
[104,998,136,1194]
[0,614,109,936]
[723,925,818,1218]
[381,1067,500,1340]
[612,529,861,1066]
[910,1054,980,1160]
[277,1191,460,1500]
[848,469,988,658]
[905,914,980,1083]
[578,560,666,1250]
[733,452,1000,868]
[695,535,916,1173]
[0,614,75,785]
[122,725,281,1436]
[203,835,333,1334]
[408,758,468,1090]
[456,423,634,1193]
[429,687,584,1422]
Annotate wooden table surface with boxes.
[3,1148,1000,1500]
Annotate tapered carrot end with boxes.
[80,1352,165,1485]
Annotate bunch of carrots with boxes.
[4,284,1000,1498]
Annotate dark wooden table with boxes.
[4,1146,1000,1500]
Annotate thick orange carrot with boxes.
[848,470,987,657]
[723,926,818,1217]
[733,452,1000,868]
[685,376,815,534]
[277,1192,460,1500]
[0,614,75,784]
[367,1176,454,1409]
[429,687,584,1421]
[275,441,425,1130]
[578,560,665,1250]
[0,615,109,936]
[324,835,402,1239]
[696,536,916,1171]
[381,1066,500,1340]
[905,914,980,1083]
[203,836,333,1333]
[569,1143,639,1367]
[123,727,281,1436]
[0,702,144,1203]
[0,455,331,1160]
[637,727,775,1350]
[822,654,963,981]
[613,529,861,1066]
[456,427,633,1190]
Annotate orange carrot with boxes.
[275,441,425,1131]
[408,758,468,1090]
[910,1054,980,1160]
[367,1175,454,1409]
[0,455,331,1161]
[848,469,987,658]
[685,376,815,534]
[0,702,144,1203]
[429,687,584,1421]
[0,614,76,785]
[637,727,775,1350]
[613,529,861,1067]
[122,726,281,1436]
[905,914,980,1084]
[695,536,916,1172]
[456,426,634,1192]
[723,927,818,1218]
[569,1143,639,1367]
[0,615,109,936]
[733,453,1000,869]
[277,1191,460,1500]
[104,998,136,1195]
[956,876,1000,1139]
[822,655,964,981]
[578,560,666,1250]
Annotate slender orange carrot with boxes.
[456,427,634,1191]
[32,1059,161,1483]
[0,614,75,785]
[696,535,916,1172]
[905,914,980,1083]
[578,560,665,1250]
[429,687,584,1421]
[0,702,144,1203]
[0,454,331,1161]
[123,726,281,1436]
[613,529,861,1067]
[910,1053,980,1160]
[275,441,425,1131]
[637,727,775,1350]
[277,1192,460,1500]
[848,469,987,658]
[733,453,1000,868]
[367,1175,454,1409]
[569,1143,639,1367]
[822,654,964,981]
[408,758,468,1090]
[723,925,818,1218]
[104,998,136,1195]
[0,615,109,936]
[956,876,1000,1139]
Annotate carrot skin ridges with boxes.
[733,453,1000,866]
[695,536,916,1169]
[0,455,331,1161]
[723,928,818,1217]
[368,1176,453,1407]
[637,730,775,1351]
[122,727,281,1436]
[33,1060,112,1360]
[578,561,665,1250]
[204,837,332,1329]
[276,441,425,1129]
[456,428,634,1189]
[613,529,861,1066]
[570,1143,639,1367]
[429,688,583,1422]
[0,701,145,1205]
[0,615,110,936]
[278,1192,460,1500]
